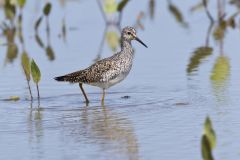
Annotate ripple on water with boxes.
[0,90,182,134]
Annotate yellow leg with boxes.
[79,83,89,104]
[101,89,105,105]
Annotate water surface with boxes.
[1,0,240,160]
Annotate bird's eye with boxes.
[127,32,131,35]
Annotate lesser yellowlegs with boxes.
[54,26,147,104]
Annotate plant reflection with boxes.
[94,0,122,61]
[0,0,154,66]
[167,0,188,27]
[186,21,214,75]
[208,0,231,102]
[186,0,232,76]
[94,24,121,61]
[95,0,148,61]
[187,0,232,103]
[34,2,55,61]
[28,107,44,158]
[2,0,19,65]
[3,25,18,65]
[187,46,213,75]
[210,41,230,103]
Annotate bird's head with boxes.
[122,26,148,48]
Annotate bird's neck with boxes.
[121,38,133,53]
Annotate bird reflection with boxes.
[67,105,139,160]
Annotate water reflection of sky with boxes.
[1,0,240,160]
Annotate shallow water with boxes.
[1,0,240,160]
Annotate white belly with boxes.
[89,72,129,89]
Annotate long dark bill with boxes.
[135,37,148,48]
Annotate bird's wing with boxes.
[83,58,119,83]
[61,57,119,83]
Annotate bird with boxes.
[54,26,148,104]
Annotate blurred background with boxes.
[1,0,240,160]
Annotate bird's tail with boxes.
[54,75,67,82]
[54,70,85,83]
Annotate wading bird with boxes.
[54,26,147,104]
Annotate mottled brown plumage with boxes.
[54,26,147,104]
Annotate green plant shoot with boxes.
[31,59,41,101]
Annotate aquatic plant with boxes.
[31,59,41,103]
[21,52,33,101]
[201,116,216,160]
